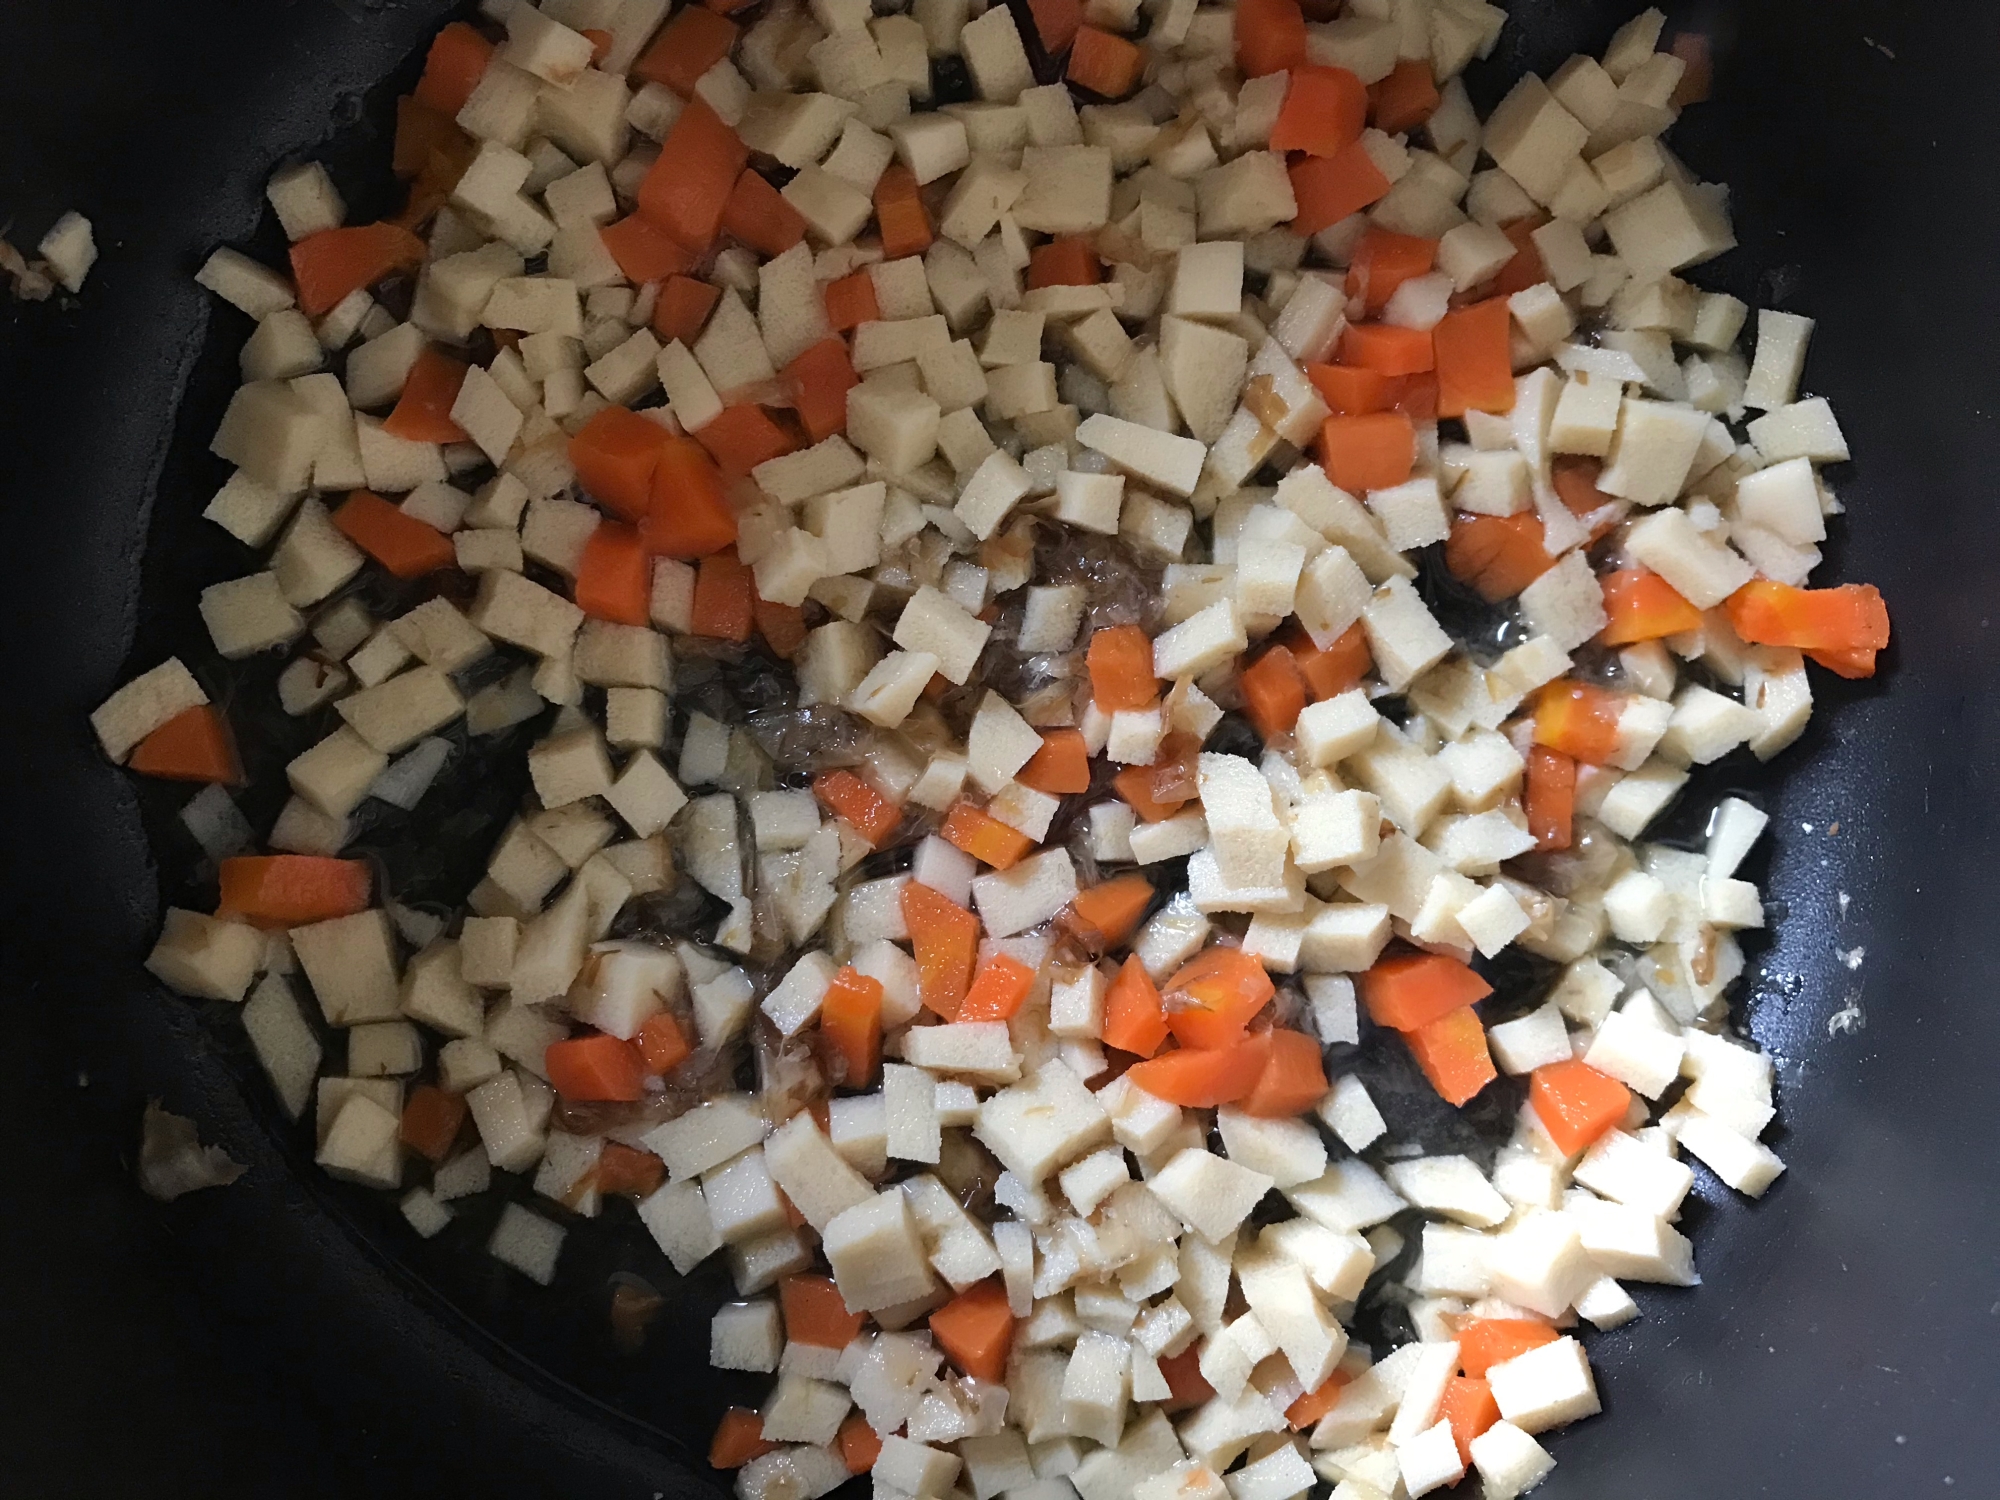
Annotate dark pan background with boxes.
[4,1,1998,1496]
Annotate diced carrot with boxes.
[816,768,904,848]
[128,705,240,785]
[781,1273,867,1348]
[755,595,808,659]
[837,1413,883,1475]
[1525,745,1576,853]
[392,95,467,180]
[1164,947,1277,1050]
[638,97,747,252]
[1533,679,1625,765]
[1346,228,1438,313]
[1158,1345,1215,1412]
[217,855,371,927]
[600,213,698,284]
[389,119,478,231]
[596,1140,667,1197]
[1027,235,1104,290]
[1285,621,1372,699]
[786,337,861,443]
[1725,580,1892,678]
[632,5,739,95]
[721,168,808,257]
[1358,950,1492,1031]
[820,965,884,1087]
[1028,0,1083,54]
[900,881,981,1018]
[1068,875,1155,948]
[1445,512,1554,602]
[1239,1027,1329,1117]
[1489,216,1549,297]
[1067,26,1147,99]
[709,1408,778,1469]
[930,1278,1015,1383]
[1240,646,1310,741]
[1552,455,1612,516]
[1370,57,1441,134]
[960,954,1038,1022]
[1306,362,1388,416]
[581,28,614,63]
[691,548,756,642]
[635,1010,692,1076]
[1529,1058,1633,1155]
[413,21,494,118]
[332,490,455,579]
[823,270,881,332]
[1432,296,1515,418]
[694,403,796,478]
[1439,1375,1500,1463]
[646,434,738,558]
[1271,65,1369,156]
[942,800,1035,871]
[289,222,426,318]
[569,405,667,522]
[1111,763,1190,824]
[1125,1035,1269,1108]
[1458,1318,1560,1378]
[398,1084,467,1164]
[1381,371,1439,424]
[1101,955,1169,1058]
[1406,1005,1497,1107]
[1321,411,1416,492]
[1601,567,1702,645]
[1235,0,1308,79]
[575,522,652,626]
[1286,1373,1352,1429]
[874,162,932,260]
[1087,624,1159,710]
[653,274,723,346]
[544,1033,648,1102]
[1338,322,1435,377]
[1018,728,1090,796]
[1288,141,1393,236]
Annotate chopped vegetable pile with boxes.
[99,1,1889,1497]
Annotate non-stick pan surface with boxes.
[4,1,1997,1496]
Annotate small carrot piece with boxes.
[1111,763,1193,824]
[959,953,1037,1022]
[1271,65,1369,157]
[1285,622,1372,700]
[930,1278,1016,1383]
[1125,1035,1269,1108]
[1320,411,1416,492]
[1601,567,1703,645]
[709,1409,778,1469]
[1066,26,1148,98]
[634,1010,692,1076]
[1370,57,1441,134]
[1028,0,1083,54]
[1533,680,1624,766]
[1553,456,1613,517]
[1406,1005,1497,1107]
[873,162,932,260]
[217,855,371,927]
[392,95,466,180]
[781,1273,867,1348]
[332,490,455,578]
[1458,1318,1560,1378]
[822,270,881,332]
[1445,512,1555,602]
[1525,746,1576,853]
[785,337,861,443]
[596,1140,667,1197]
[942,800,1035,871]
[1068,874,1155,948]
[1239,1027,1329,1117]
[290,222,426,318]
[693,404,796,478]
[1288,140,1393,236]
[1529,1058,1634,1155]
[1489,216,1549,297]
[755,594,808,660]
[1432,297,1516,418]
[575,522,653,626]
[638,97,748,252]
[413,21,494,118]
[1087,623,1159,710]
[128,706,240,785]
[1235,0,1308,79]
[819,965,884,1087]
[815,768,903,848]
[1438,1375,1500,1463]
[632,5,739,95]
[1306,362,1389,416]
[646,435,737,559]
[900,881,981,1018]
[653,274,723,347]
[1017,728,1090,795]
[1338,322,1435,377]
[544,1033,648,1102]
[399,1084,467,1164]
[1725,580,1892,677]
[600,213,698,285]
[721,168,808,257]
[837,1413,883,1476]
[1163,947,1277,1050]
[1287,1373,1352,1430]
[1239,646,1309,741]
[569,405,668,523]
[1027,235,1103,290]
[1358,950,1492,1031]
[1158,1345,1215,1412]
[691,548,756,642]
[1345,228,1438,313]
[1101,955,1169,1058]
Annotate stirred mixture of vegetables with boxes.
[97,1,1890,1496]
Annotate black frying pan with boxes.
[5,1,1997,1495]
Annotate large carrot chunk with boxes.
[1239,1028,1329,1117]
[645,436,737,558]
[900,881,980,1018]
[413,22,494,118]
[1358,950,1491,1031]
[1725,580,1892,677]
[652,274,723,346]
[1289,141,1392,236]
[694,404,796,478]
[1017,728,1090,795]
[129,706,239,785]
[1271,65,1369,156]
[1236,0,1308,78]
[930,1278,1015,1383]
[383,346,469,443]
[1458,1318,1560,1378]
[218,855,371,927]
[1067,874,1155,948]
[942,800,1034,870]
[638,98,747,252]
[816,769,903,848]
[1371,58,1441,134]
[874,163,932,260]
[1067,27,1148,98]
[1162,947,1276,1050]
[721,168,808,257]
[1446,512,1555,602]
[632,6,738,95]
[1406,1005,1497,1106]
[1524,745,1576,853]
[1125,1035,1269,1108]
[544,1033,648,1102]
[1602,566,1703,644]
[1240,646,1309,740]
[1321,411,1415,492]
[959,954,1037,1022]
[332,490,455,578]
[569,405,668,522]
[575,522,652,626]
[600,213,697,284]
[1087,624,1159,710]
[786,337,860,443]
[691,548,756,642]
[1529,1058,1633,1155]
[819,966,884,1087]
[290,222,425,318]
[399,1084,467,1164]
[1101,955,1169,1058]
[709,1409,777,1469]
[1432,296,1516,418]
[781,1274,866,1348]
[1532,680,1624,765]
